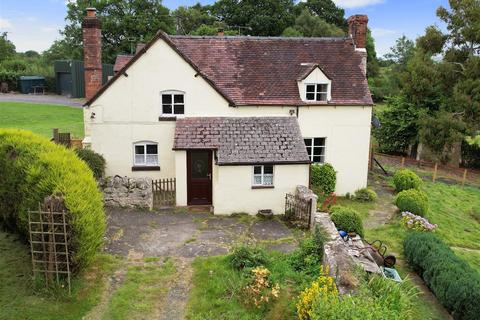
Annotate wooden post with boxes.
[401,157,405,168]
[433,163,438,183]
[462,169,468,187]
[52,128,59,143]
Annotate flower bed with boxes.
[401,211,437,232]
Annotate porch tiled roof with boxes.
[173,117,310,165]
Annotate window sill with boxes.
[158,116,177,121]
[251,185,274,189]
[132,166,160,171]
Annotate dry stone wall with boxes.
[101,176,153,209]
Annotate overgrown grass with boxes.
[103,257,176,320]
[0,102,84,138]
[186,252,315,320]
[0,231,117,320]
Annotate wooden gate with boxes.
[152,178,176,208]
[285,193,312,229]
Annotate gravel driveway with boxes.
[0,93,84,107]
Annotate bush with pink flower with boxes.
[401,211,437,232]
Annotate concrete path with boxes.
[0,93,84,107]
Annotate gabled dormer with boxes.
[297,64,332,103]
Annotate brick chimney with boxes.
[82,8,102,100]
[348,15,368,50]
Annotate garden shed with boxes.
[17,76,45,94]
[54,60,113,98]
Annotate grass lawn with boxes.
[0,231,117,320]
[186,252,314,320]
[0,102,84,138]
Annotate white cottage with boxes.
[82,8,373,214]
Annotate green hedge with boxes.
[354,187,377,202]
[330,205,364,237]
[393,169,422,192]
[75,148,106,180]
[311,163,336,194]
[404,233,480,320]
[0,129,105,272]
[394,189,429,216]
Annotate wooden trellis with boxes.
[28,196,71,293]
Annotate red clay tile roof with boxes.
[173,117,310,165]
[87,32,372,106]
[113,54,133,73]
[170,36,372,106]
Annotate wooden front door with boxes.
[187,150,212,205]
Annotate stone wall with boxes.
[101,176,152,209]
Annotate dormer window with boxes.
[161,91,185,115]
[306,84,328,102]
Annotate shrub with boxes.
[242,266,280,308]
[393,169,422,192]
[354,187,377,202]
[0,129,105,272]
[404,232,480,320]
[75,148,106,180]
[297,266,338,320]
[401,211,437,232]
[289,225,325,275]
[311,163,336,195]
[330,205,364,237]
[228,244,268,270]
[394,189,429,216]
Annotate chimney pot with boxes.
[348,14,368,49]
[86,7,96,17]
[217,28,225,37]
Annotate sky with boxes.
[0,0,449,57]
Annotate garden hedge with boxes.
[75,148,106,180]
[354,187,377,202]
[393,169,422,192]
[311,163,336,195]
[330,205,364,237]
[404,232,480,320]
[0,129,105,272]
[394,189,429,216]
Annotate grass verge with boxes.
[0,102,84,138]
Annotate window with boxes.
[161,92,184,115]
[304,138,326,163]
[252,165,274,187]
[306,84,328,102]
[134,142,158,166]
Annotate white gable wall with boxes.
[85,37,372,200]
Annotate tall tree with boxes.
[211,0,296,36]
[297,0,346,28]
[282,9,344,38]
[58,0,175,63]
[173,3,215,35]
[0,32,16,63]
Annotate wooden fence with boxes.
[373,152,480,188]
[28,196,71,293]
[152,178,176,208]
[285,193,312,229]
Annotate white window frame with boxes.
[305,83,328,102]
[252,165,274,187]
[133,141,158,166]
[160,90,185,115]
[304,138,326,163]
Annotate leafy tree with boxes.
[419,112,466,163]
[373,95,423,155]
[366,29,379,77]
[384,35,415,68]
[416,26,447,55]
[173,4,216,35]
[190,23,238,36]
[0,32,15,63]
[282,9,344,38]
[211,0,296,36]
[59,0,175,63]
[437,0,480,55]
[42,39,80,63]
[296,0,346,28]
